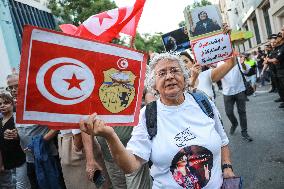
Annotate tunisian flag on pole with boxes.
[59,0,146,42]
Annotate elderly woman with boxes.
[80,53,235,189]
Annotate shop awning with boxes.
[230,30,254,42]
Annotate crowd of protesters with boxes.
[0,21,283,189]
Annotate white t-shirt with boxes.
[127,93,229,189]
[217,61,248,96]
[197,69,213,99]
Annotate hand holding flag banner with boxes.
[17,26,147,128]
[60,0,146,42]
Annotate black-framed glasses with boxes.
[6,84,18,91]
[156,67,182,78]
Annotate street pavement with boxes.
[215,85,284,189]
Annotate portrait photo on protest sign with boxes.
[184,5,222,40]
[191,33,233,65]
[16,26,147,128]
[162,27,190,52]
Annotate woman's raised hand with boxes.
[79,113,114,138]
[190,63,202,77]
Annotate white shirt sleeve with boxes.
[210,101,229,147]
[126,107,152,161]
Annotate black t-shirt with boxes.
[0,117,26,170]
[268,49,277,74]
[274,44,284,77]
[257,51,264,69]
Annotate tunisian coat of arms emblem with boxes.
[99,68,136,113]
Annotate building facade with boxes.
[0,0,55,88]
[219,0,284,52]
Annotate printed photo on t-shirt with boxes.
[170,145,213,189]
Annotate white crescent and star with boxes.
[36,57,95,105]
[117,58,129,70]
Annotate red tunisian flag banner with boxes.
[17,26,147,128]
[59,0,146,42]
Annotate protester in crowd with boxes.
[180,51,237,100]
[58,129,108,189]
[217,55,253,142]
[6,74,66,189]
[80,52,235,188]
[256,47,266,86]
[0,93,30,189]
[251,50,258,62]
[96,127,133,189]
[263,30,284,109]
[260,44,272,88]
[268,34,279,94]
[262,34,281,98]
[82,87,156,189]
[0,149,15,189]
[241,53,257,96]
[81,132,112,189]
[191,11,221,36]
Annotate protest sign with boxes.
[184,5,233,65]
[191,32,233,65]
[16,26,147,128]
[162,27,190,52]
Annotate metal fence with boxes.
[8,0,56,50]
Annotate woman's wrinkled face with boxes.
[181,55,194,69]
[0,98,13,114]
[154,59,185,101]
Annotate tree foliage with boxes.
[48,0,163,53]
[134,33,164,53]
[186,0,212,10]
[48,0,117,25]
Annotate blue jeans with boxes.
[0,169,15,189]
[15,163,30,189]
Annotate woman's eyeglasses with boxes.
[156,67,182,78]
